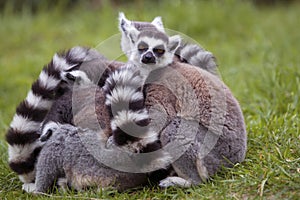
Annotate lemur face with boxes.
[138,40,165,65]
[119,12,181,71]
[134,32,169,68]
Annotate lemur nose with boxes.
[142,52,155,64]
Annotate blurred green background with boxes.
[0,0,299,199]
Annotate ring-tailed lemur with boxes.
[38,12,217,147]
[35,50,247,191]
[33,14,246,192]
[118,12,218,77]
[35,110,149,192]
[7,13,245,192]
[102,15,181,153]
[115,14,246,188]
[32,15,183,192]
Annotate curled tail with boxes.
[103,64,160,153]
[6,46,90,183]
[176,43,218,76]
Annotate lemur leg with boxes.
[35,154,64,193]
[159,117,207,187]
[22,183,36,193]
[35,123,67,193]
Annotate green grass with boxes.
[1,0,300,199]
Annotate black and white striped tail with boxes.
[103,65,160,153]
[176,43,218,76]
[5,46,90,183]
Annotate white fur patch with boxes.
[110,67,141,86]
[110,109,149,131]
[105,86,143,106]
[22,183,36,193]
[69,46,88,61]
[138,130,159,145]
[159,176,192,188]
[10,114,40,133]
[26,90,52,109]
[53,54,74,71]
[8,141,42,162]
[38,70,60,89]
[147,151,172,169]
[138,37,166,51]
[151,16,165,33]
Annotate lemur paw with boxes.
[22,183,36,193]
[40,122,60,142]
[57,177,69,192]
[159,176,192,188]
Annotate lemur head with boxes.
[119,12,181,70]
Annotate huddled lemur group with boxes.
[6,13,247,193]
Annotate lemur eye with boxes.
[153,47,165,57]
[138,46,147,52]
[138,42,148,53]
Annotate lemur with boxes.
[32,13,246,192]
[6,13,246,192]
[5,46,121,191]
[31,14,182,193]
[103,16,247,186]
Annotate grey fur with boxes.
[35,124,147,192]
[176,43,218,76]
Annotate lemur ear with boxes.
[119,12,140,44]
[151,16,165,33]
[118,12,130,34]
[168,35,181,53]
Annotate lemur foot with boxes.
[22,183,36,193]
[159,176,192,188]
[57,177,69,192]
